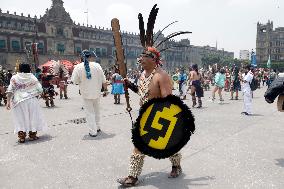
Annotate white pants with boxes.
[180,83,187,97]
[12,97,47,133]
[243,91,252,114]
[83,98,101,134]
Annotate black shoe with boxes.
[97,129,101,133]
[241,112,249,115]
[89,133,97,137]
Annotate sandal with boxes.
[18,138,25,143]
[28,131,39,141]
[168,166,182,178]
[18,131,26,143]
[117,176,138,187]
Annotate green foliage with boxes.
[258,62,284,71]
[201,54,241,69]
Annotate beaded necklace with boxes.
[138,68,156,105]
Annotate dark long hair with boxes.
[192,64,199,75]
[19,63,31,73]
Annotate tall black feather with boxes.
[138,13,146,48]
[153,21,178,45]
[146,4,159,47]
[155,31,192,48]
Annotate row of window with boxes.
[268,48,284,54]
[0,39,44,52]
[0,21,35,32]
[78,32,112,41]
[77,32,138,45]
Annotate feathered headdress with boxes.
[138,4,192,64]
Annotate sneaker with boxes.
[89,129,97,137]
[117,176,138,187]
[89,133,97,137]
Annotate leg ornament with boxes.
[169,153,182,178]
[169,153,181,167]
[128,153,145,178]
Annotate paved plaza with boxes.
[0,84,284,189]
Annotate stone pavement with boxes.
[0,84,284,189]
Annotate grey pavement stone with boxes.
[0,84,283,189]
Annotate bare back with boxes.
[190,70,200,81]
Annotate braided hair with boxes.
[80,50,92,79]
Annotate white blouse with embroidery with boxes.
[6,73,43,107]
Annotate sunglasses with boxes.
[140,53,155,59]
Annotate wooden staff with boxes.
[111,18,132,112]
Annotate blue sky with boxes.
[1,0,283,58]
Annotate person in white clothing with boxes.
[71,50,108,137]
[6,63,47,143]
[241,65,254,115]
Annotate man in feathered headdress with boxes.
[117,4,193,187]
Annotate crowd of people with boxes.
[171,64,281,115]
[1,59,281,141]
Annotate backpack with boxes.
[250,77,258,91]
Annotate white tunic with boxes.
[242,71,254,114]
[71,62,106,99]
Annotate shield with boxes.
[172,75,178,82]
[132,95,195,159]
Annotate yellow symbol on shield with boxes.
[140,104,182,150]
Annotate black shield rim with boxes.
[132,95,195,159]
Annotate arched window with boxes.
[57,43,65,54]
[0,39,6,49]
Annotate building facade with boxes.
[0,0,234,71]
[256,21,284,63]
[239,50,250,60]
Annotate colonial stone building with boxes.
[256,21,284,63]
[0,0,233,71]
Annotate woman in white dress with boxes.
[6,63,47,143]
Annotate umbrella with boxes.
[60,60,74,73]
[40,60,74,74]
[39,60,54,69]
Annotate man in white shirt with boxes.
[71,50,108,137]
[241,65,254,115]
